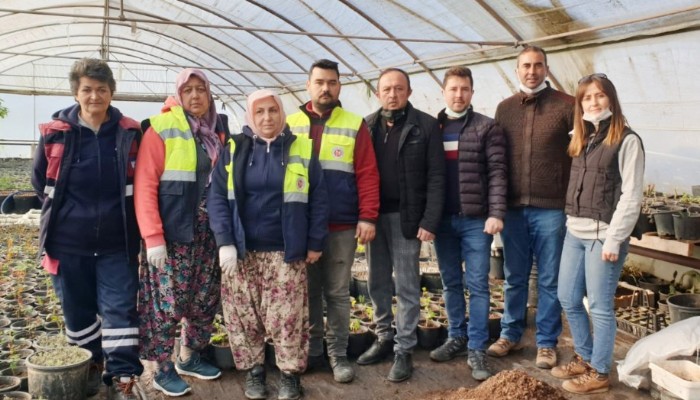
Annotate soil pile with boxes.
[421,369,568,400]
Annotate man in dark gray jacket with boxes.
[357,68,445,383]
[428,66,507,381]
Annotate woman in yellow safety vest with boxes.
[134,68,229,397]
[208,89,328,400]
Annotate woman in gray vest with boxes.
[553,74,644,395]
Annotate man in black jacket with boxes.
[356,68,445,382]
[428,66,507,381]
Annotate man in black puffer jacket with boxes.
[428,66,507,382]
[357,68,445,383]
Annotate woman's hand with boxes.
[219,245,238,278]
[602,251,618,263]
[147,245,167,268]
[306,250,322,264]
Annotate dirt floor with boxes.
[0,158,652,399]
[94,310,652,400]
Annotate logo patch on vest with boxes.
[296,178,306,190]
[332,146,344,159]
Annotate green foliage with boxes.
[0,176,15,191]
[0,97,8,119]
[349,318,361,333]
[364,305,374,320]
[210,314,228,345]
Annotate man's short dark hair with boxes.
[309,59,340,79]
[517,45,548,66]
[442,66,473,88]
[69,58,116,95]
[377,68,411,90]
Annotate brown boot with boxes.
[486,337,523,357]
[562,369,610,394]
[551,354,590,379]
[536,347,557,369]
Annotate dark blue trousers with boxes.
[50,250,143,382]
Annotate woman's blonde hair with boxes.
[568,75,626,157]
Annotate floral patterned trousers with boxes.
[221,251,309,373]
[138,206,220,363]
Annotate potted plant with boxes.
[0,391,32,399]
[1,359,28,392]
[32,334,67,352]
[0,376,21,393]
[209,314,234,370]
[417,309,441,349]
[352,270,369,300]
[26,346,92,400]
[347,318,372,358]
[488,311,503,339]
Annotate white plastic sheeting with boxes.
[0,1,699,190]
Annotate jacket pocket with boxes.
[285,163,309,197]
[158,182,185,233]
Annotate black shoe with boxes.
[387,352,412,382]
[245,365,267,400]
[278,372,302,400]
[430,336,468,362]
[356,339,393,365]
[467,349,493,381]
[306,354,329,372]
[87,362,103,397]
[329,356,354,383]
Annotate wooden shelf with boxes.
[630,232,699,257]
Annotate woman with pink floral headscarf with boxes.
[135,68,229,396]
[208,89,328,400]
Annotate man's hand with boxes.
[147,245,167,269]
[219,245,238,278]
[483,217,504,235]
[356,222,376,245]
[416,228,435,242]
[306,250,322,264]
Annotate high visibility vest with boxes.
[148,106,209,243]
[287,107,362,174]
[287,107,362,224]
[149,105,197,183]
[226,136,313,204]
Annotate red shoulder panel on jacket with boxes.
[119,116,141,131]
[38,120,71,136]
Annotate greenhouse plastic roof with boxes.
[1,0,700,116]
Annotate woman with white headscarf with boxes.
[135,68,229,397]
[208,89,328,400]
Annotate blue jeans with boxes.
[500,207,565,348]
[367,212,422,353]
[434,215,492,350]
[50,250,143,382]
[307,229,357,357]
[558,231,628,374]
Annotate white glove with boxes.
[219,245,238,278]
[147,245,167,269]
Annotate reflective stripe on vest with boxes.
[149,106,197,182]
[226,136,313,204]
[226,138,236,200]
[286,107,362,174]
